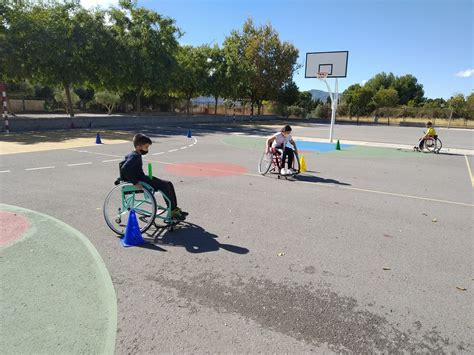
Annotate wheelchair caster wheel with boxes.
[277,175,281,179]
[115,218,121,224]
[167,225,174,232]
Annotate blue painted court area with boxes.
[295,141,351,152]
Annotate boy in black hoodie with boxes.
[120,133,187,220]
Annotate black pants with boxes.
[141,176,177,210]
[277,146,294,169]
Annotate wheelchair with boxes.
[103,178,178,236]
[415,136,442,154]
[258,146,300,179]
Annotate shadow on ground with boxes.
[142,222,250,254]
[294,174,351,186]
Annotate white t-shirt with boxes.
[272,132,292,148]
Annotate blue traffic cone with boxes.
[187,129,192,138]
[96,133,102,144]
[121,209,146,247]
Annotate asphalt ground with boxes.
[0,123,473,353]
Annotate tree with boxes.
[5,81,35,98]
[205,45,231,114]
[348,85,374,117]
[2,4,116,117]
[54,89,80,113]
[174,45,210,115]
[423,98,446,109]
[364,72,396,92]
[466,93,474,111]
[393,74,424,105]
[276,80,299,107]
[342,84,374,117]
[223,18,299,115]
[296,91,317,114]
[94,90,120,115]
[447,94,466,116]
[466,93,474,119]
[372,87,399,108]
[108,0,180,115]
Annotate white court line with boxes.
[102,158,122,163]
[25,166,55,171]
[66,149,121,158]
[464,155,474,188]
[0,170,11,173]
[180,147,187,150]
[67,162,92,167]
[168,149,178,153]
[188,144,194,147]
[152,152,165,155]
[145,158,473,208]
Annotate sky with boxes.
[81,0,473,99]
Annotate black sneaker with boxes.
[172,208,186,221]
[176,207,189,217]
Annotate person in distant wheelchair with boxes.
[414,121,438,152]
[265,125,299,175]
[120,133,188,221]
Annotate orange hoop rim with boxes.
[316,71,329,79]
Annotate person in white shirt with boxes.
[265,125,299,175]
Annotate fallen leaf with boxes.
[456,287,467,291]
[383,234,394,238]
[277,252,285,257]
[383,267,391,270]
[422,213,428,216]
[432,218,437,222]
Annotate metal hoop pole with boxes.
[329,78,339,143]
[318,76,337,142]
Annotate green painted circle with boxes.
[0,204,117,354]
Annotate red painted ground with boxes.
[0,211,30,246]
[165,162,248,177]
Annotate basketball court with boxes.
[1,119,472,352]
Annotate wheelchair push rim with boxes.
[103,182,157,236]
[258,151,273,175]
[424,137,442,153]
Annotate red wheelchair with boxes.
[258,146,300,179]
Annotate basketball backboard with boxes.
[305,51,349,78]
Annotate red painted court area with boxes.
[0,211,30,246]
[165,162,248,177]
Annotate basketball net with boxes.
[316,72,329,80]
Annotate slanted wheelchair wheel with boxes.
[103,183,157,236]
[292,152,300,174]
[424,138,435,152]
[258,151,273,175]
[435,138,442,153]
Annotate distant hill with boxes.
[308,89,329,102]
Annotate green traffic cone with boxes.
[148,163,153,178]
[336,140,341,150]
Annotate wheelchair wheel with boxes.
[292,152,300,173]
[258,151,273,175]
[103,183,157,236]
[424,138,436,152]
[435,138,442,153]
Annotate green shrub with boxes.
[94,90,121,115]
[309,104,331,119]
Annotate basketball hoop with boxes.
[316,71,329,79]
[306,51,349,142]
